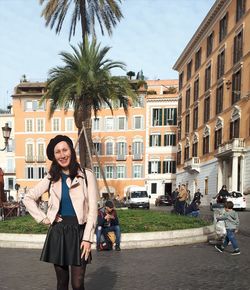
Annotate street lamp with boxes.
[1,123,12,151]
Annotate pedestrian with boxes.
[96,200,121,251]
[215,185,230,204]
[175,184,188,214]
[192,188,203,203]
[215,201,240,255]
[24,135,98,290]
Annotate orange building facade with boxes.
[12,79,178,203]
[173,0,250,202]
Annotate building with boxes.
[173,0,250,203]
[12,79,178,203]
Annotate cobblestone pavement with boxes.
[0,209,250,290]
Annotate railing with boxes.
[116,155,126,161]
[184,157,200,172]
[132,154,143,161]
[25,156,35,162]
[217,138,245,155]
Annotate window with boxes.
[230,119,240,139]
[195,48,202,71]
[214,128,222,149]
[37,143,45,162]
[26,144,34,161]
[178,97,182,117]
[205,65,211,92]
[162,160,176,173]
[179,72,184,90]
[148,161,161,174]
[117,166,126,178]
[207,32,214,57]
[164,134,176,146]
[203,135,210,155]
[193,107,198,130]
[177,151,181,165]
[37,119,45,132]
[106,142,113,155]
[236,0,246,22]
[7,158,14,172]
[94,166,100,179]
[204,96,210,123]
[7,178,14,190]
[133,165,143,178]
[105,166,114,179]
[133,95,144,107]
[52,118,60,131]
[116,142,127,158]
[185,114,190,134]
[151,183,157,194]
[65,118,74,131]
[118,117,126,130]
[93,142,102,155]
[105,117,114,131]
[185,88,190,109]
[232,69,241,104]
[194,78,199,102]
[192,142,198,157]
[163,108,177,125]
[92,118,100,131]
[178,121,182,141]
[184,145,190,161]
[38,167,45,179]
[219,13,228,42]
[26,167,34,179]
[234,30,243,64]
[187,60,192,81]
[132,141,143,155]
[149,134,161,147]
[217,50,225,79]
[25,119,33,132]
[134,116,143,129]
[7,139,14,152]
[152,109,162,126]
[216,85,224,114]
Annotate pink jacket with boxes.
[23,169,98,243]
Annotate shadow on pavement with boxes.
[86,265,117,290]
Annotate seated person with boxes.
[185,200,200,217]
[96,200,121,251]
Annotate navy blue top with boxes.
[58,173,76,216]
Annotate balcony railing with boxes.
[183,157,200,173]
[116,155,126,161]
[25,155,35,162]
[216,138,245,157]
[132,154,143,161]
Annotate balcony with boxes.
[132,154,143,161]
[37,155,46,163]
[183,157,200,173]
[25,155,35,163]
[215,138,246,158]
[116,155,126,161]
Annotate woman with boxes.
[24,135,98,290]
[217,185,230,204]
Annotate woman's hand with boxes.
[42,217,51,225]
[54,214,63,223]
[80,241,91,261]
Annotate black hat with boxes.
[105,200,114,209]
[46,135,73,161]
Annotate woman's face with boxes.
[54,141,71,169]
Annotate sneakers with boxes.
[215,245,224,253]
[231,249,241,256]
[115,245,121,251]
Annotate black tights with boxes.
[54,264,86,290]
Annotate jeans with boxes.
[223,229,239,250]
[96,225,121,247]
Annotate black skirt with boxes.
[40,216,91,266]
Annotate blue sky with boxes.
[0,0,215,109]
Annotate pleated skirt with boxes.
[40,216,91,266]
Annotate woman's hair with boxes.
[48,142,82,182]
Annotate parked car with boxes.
[210,191,246,211]
[155,195,172,206]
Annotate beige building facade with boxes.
[173,0,250,203]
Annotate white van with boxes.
[126,186,150,209]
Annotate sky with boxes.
[0,0,215,109]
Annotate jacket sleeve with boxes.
[82,169,98,243]
[23,177,50,223]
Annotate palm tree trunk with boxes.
[79,0,87,46]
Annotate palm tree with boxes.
[39,0,123,43]
[42,38,135,168]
